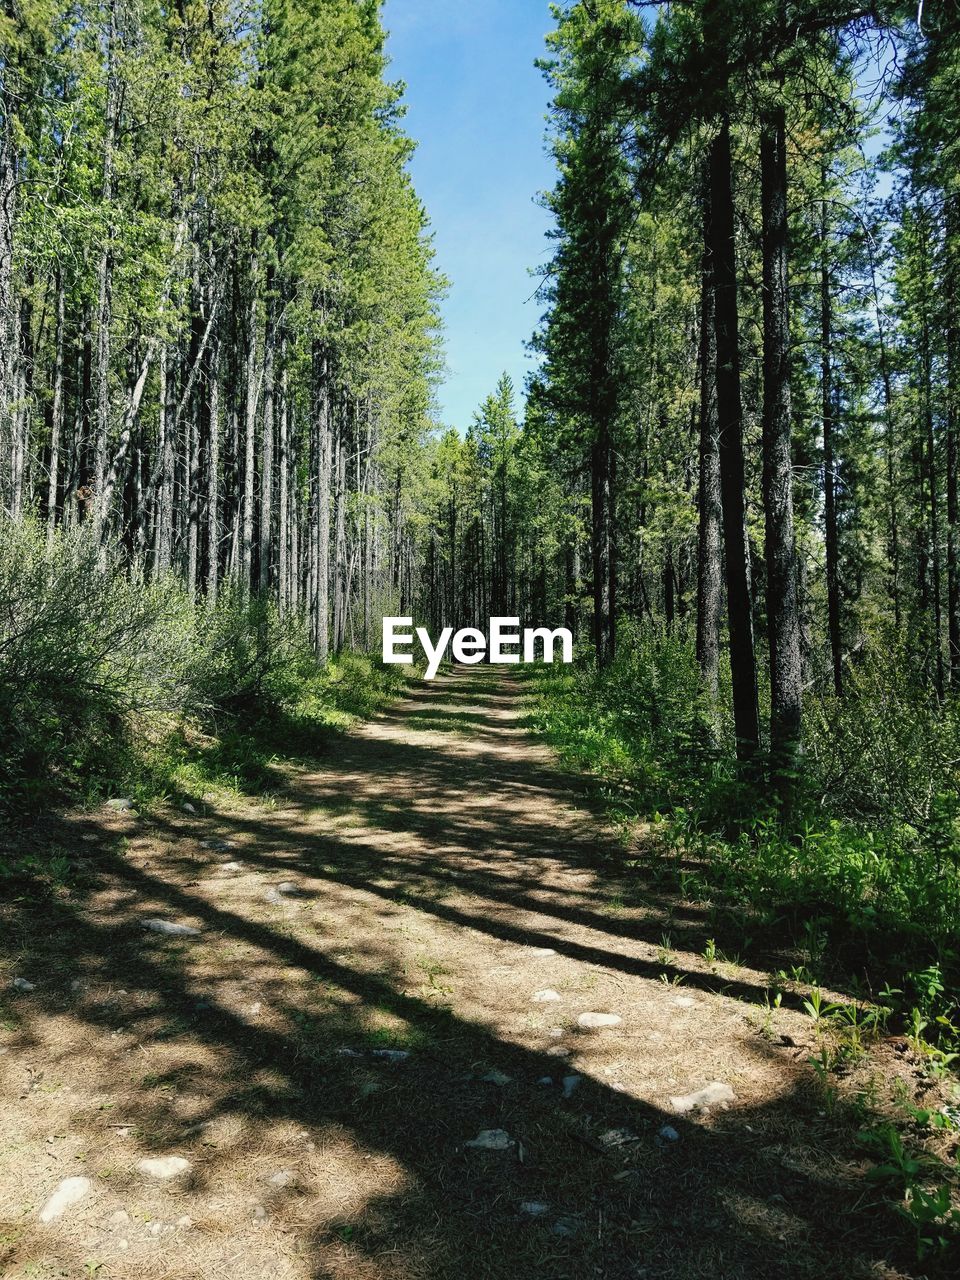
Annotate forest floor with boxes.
[0,667,951,1280]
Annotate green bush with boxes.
[0,518,407,814]
[530,625,960,1048]
[0,518,186,808]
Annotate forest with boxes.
[2,2,960,1277]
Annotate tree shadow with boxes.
[0,667,951,1279]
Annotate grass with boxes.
[522,642,960,1262]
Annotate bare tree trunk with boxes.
[47,272,66,548]
[761,101,802,768]
[258,288,275,594]
[206,329,221,603]
[947,194,960,684]
[11,289,33,518]
[313,344,332,660]
[241,250,260,591]
[710,115,759,759]
[696,188,722,700]
[278,357,290,613]
[93,1,118,539]
[821,197,842,697]
[0,19,19,515]
[333,400,347,651]
[154,345,174,574]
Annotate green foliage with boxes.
[529,622,723,809]
[0,519,408,816]
[530,626,960,1055]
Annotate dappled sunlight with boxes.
[0,669,934,1278]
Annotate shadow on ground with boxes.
[0,667,949,1279]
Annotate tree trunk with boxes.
[820,197,843,698]
[258,285,276,594]
[278,357,290,613]
[241,250,260,591]
[93,2,118,539]
[696,189,722,700]
[46,272,66,548]
[760,102,802,768]
[313,344,332,660]
[206,330,221,603]
[946,193,960,684]
[709,115,759,759]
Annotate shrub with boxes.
[0,518,408,814]
[0,517,185,808]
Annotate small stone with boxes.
[547,1027,564,1038]
[577,1012,621,1029]
[137,1155,191,1179]
[119,1239,128,1250]
[201,838,237,851]
[528,948,556,957]
[275,881,301,896]
[532,989,562,1003]
[521,1201,550,1216]
[658,1125,680,1142]
[219,861,243,873]
[142,919,201,938]
[252,1204,268,1225]
[545,1045,571,1057]
[370,1049,410,1063]
[107,1210,130,1230]
[600,1127,639,1148]
[536,1076,553,1086]
[670,1081,736,1114]
[176,1216,193,1228]
[336,1047,361,1058]
[465,1128,513,1151]
[181,802,197,814]
[70,979,89,993]
[481,1069,512,1086]
[106,798,134,812]
[267,1170,295,1188]
[249,1002,262,1016]
[10,977,35,992]
[149,1221,162,1235]
[673,996,696,1009]
[39,1176,92,1223]
[552,1215,581,1237]
[562,1074,582,1099]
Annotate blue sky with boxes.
[382,0,557,430]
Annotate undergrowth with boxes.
[0,517,409,818]
[528,625,960,1259]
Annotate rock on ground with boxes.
[136,1155,191,1179]
[39,1176,92,1223]
[577,1011,621,1028]
[141,918,201,937]
[465,1129,513,1151]
[562,1074,582,1098]
[481,1069,512,1085]
[670,1081,736,1114]
[532,989,562,1003]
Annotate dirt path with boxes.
[0,667,926,1279]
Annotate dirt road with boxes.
[0,667,925,1278]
